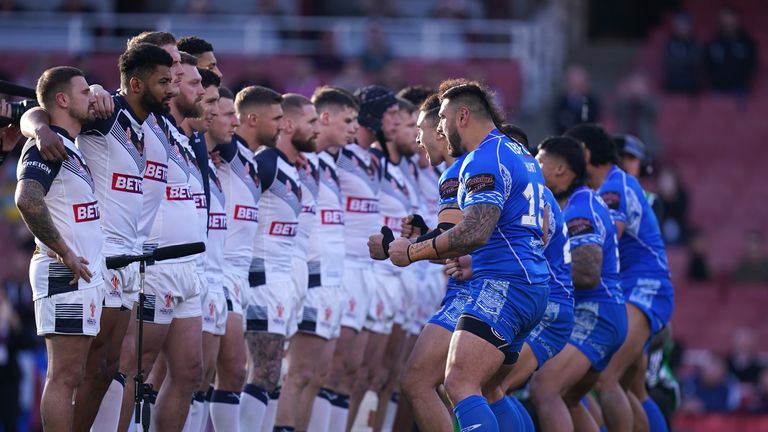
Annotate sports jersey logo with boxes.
[348,298,356,312]
[567,218,595,236]
[90,301,96,318]
[375,300,384,318]
[87,300,98,326]
[73,201,100,222]
[383,216,402,233]
[209,302,215,317]
[324,306,332,321]
[269,221,298,237]
[208,213,227,230]
[111,276,119,289]
[234,205,259,222]
[346,197,379,213]
[166,186,193,200]
[276,303,284,318]
[440,178,460,200]
[193,193,207,209]
[321,210,344,225]
[165,294,172,308]
[465,174,495,195]
[144,160,168,182]
[302,204,316,214]
[126,125,143,154]
[111,173,143,194]
[600,192,621,210]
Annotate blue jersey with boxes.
[598,166,670,280]
[543,187,574,306]
[438,153,468,294]
[457,129,548,285]
[563,186,622,303]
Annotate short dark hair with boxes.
[397,85,435,107]
[419,93,440,125]
[36,66,85,111]
[564,123,618,166]
[177,36,214,57]
[179,51,197,66]
[199,68,220,88]
[311,86,359,112]
[235,85,283,114]
[438,79,505,126]
[537,136,587,188]
[218,86,234,100]
[127,31,176,49]
[119,43,174,90]
[396,97,417,115]
[282,93,313,116]
[498,123,528,146]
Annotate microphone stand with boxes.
[134,259,152,432]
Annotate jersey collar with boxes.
[49,125,75,143]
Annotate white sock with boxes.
[91,373,126,432]
[182,392,206,432]
[259,389,280,432]
[210,389,241,432]
[200,387,212,432]
[307,388,334,432]
[328,392,350,432]
[240,384,268,431]
[382,393,399,432]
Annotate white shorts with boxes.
[101,261,140,309]
[141,261,202,324]
[222,273,246,316]
[408,266,445,335]
[202,288,228,336]
[34,286,105,336]
[364,270,402,335]
[291,257,310,324]
[244,278,302,337]
[299,285,344,340]
[339,262,376,332]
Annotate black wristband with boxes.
[380,226,395,257]
[410,214,430,236]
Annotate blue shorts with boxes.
[462,277,549,355]
[526,300,574,367]
[569,300,627,372]
[428,282,471,332]
[623,276,674,336]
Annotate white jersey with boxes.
[215,134,261,278]
[252,147,302,283]
[137,113,170,251]
[17,128,104,299]
[417,160,441,230]
[337,143,380,262]
[174,128,208,275]
[206,160,227,292]
[294,152,320,261]
[78,95,146,256]
[401,155,424,219]
[308,150,345,287]
[144,117,203,263]
[374,150,414,274]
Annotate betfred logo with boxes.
[111,173,143,194]
[144,160,168,182]
[321,210,344,225]
[208,213,227,230]
[269,221,298,237]
[234,205,258,222]
[73,201,100,222]
[346,197,379,213]
[383,216,402,233]
[166,186,192,201]
[193,193,207,209]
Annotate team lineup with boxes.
[12,31,674,432]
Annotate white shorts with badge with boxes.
[34,286,105,336]
[299,285,343,340]
[142,261,201,325]
[222,272,247,316]
[408,266,445,336]
[202,284,228,336]
[364,270,403,335]
[244,277,302,337]
[339,261,376,332]
[101,261,139,309]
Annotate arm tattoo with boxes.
[15,180,66,256]
[445,203,500,256]
[571,244,603,289]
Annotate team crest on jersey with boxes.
[324,306,332,321]
[209,302,215,317]
[276,303,285,318]
[87,300,97,326]
[376,300,384,318]
[126,126,144,154]
[348,298,356,312]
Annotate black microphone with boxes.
[105,242,206,269]
[0,80,36,99]
[105,252,153,270]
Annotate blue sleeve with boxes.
[460,151,504,209]
[215,135,239,163]
[17,141,61,194]
[438,165,460,207]
[598,176,627,226]
[564,197,602,249]
[254,149,277,191]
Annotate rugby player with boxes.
[177,36,222,78]
[16,66,102,432]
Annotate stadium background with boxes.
[0,0,766,430]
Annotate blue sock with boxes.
[507,397,534,432]
[642,397,669,432]
[453,395,499,432]
[488,396,519,431]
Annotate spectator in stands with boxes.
[750,369,768,413]
[312,32,346,75]
[681,353,741,413]
[0,286,21,432]
[731,230,768,283]
[551,65,600,134]
[687,229,711,281]
[657,166,689,245]
[706,8,757,95]
[359,24,394,74]
[615,72,661,157]
[663,13,703,95]
[284,59,321,97]
[332,59,369,91]
[727,328,764,386]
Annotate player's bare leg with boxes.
[211,313,246,431]
[41,335,92,432]
[242,332,285,429]
[275,332,327,428]
[325,327,367,431]
[348,330,388,430]
[483,343,539,403]
[371,324,408,431]
[298,338,336,430]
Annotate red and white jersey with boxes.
[144,117,203,263]
[336,143,380,263]
[215,134,261,278]
[252,147,302,282]
[308,150,346,286]
[137,113,170,251]
[206,160,227,293]
[294,152,320,261]
[173,126,208,274]
[373,150,413,274]
[77,95,145,256]
[17,128,104,298]
[417,161,442,230]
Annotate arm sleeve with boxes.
[598,178,627,226]
[460,155,504,209]
[254,149,278,192]
[17,142,61,194]
[564,200,602,249]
